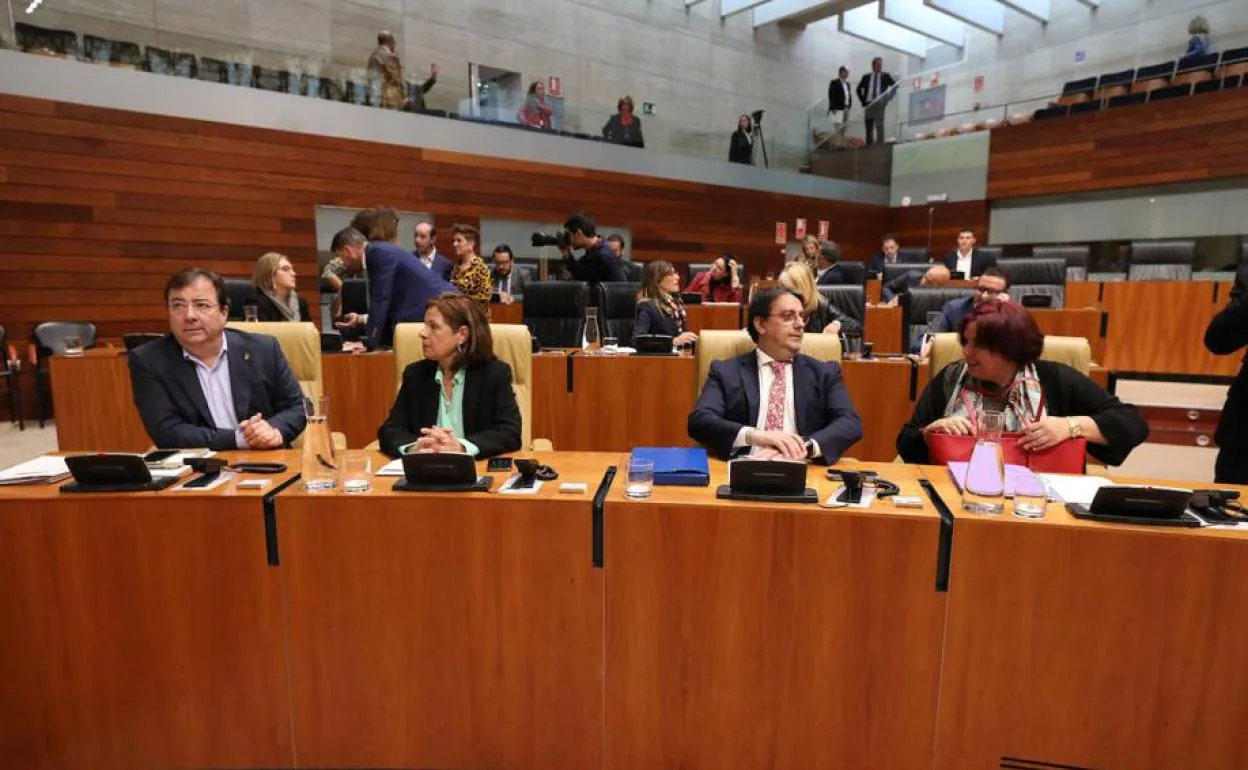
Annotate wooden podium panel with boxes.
[49,348,150,451]
[865,305,902,354]
[277,453,610,770]
[686,302,742,334]
[841,357,927,462]
[0,458,299,770]
[321,350,396,448]
[927,472,1248,770]
[605,462,948,770]
[1099,281,1239,376]
[1031,307,1104,364]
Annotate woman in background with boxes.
[729,114,754,165]
[635,261,698,346]
[250,252,310,322]
[448,223,493,310]
[684,255,742,303]
[517,80,553,129]
[603,95,645,148]
[778,262,861,336]
[378,293,521,458]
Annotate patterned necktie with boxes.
[764,360,787,431]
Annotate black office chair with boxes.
[826,262,866,286]
[223,279,261,321]
[523,282,589,349]
[1129,240,1196,281]
[687,263,712,283]
[620,260,644,283]
[999,258,1067,308]
[882,262,929,287]
[1033,245,1090,282]
[31,321,98,428]
[0,326,24,431]
[597,282,641,346]
[896,248,931,264]
[122,333,164,351]
[901,288,975,353]
[817,286,866,328]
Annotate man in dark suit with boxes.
[856,57,896,146]
[910,267,1010,353]
[489,244,528,303]
[414,221,453,281]
[866,234,900,277]
[941,227,997,278]
[1204,264,1248,482]
[882,264,950,304]
[827,66,853,135]
[128,268,307,450]
[331,226,456,349]
[561,211,627,284]
[688,286,863,464]
[816,241,850,286]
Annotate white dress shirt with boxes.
[181,335,245,448]
[731,349,821,458]
[955,249,973,277]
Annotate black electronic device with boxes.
[487,457,514,472]
[950,271,966,280]
[716,458,816,504]
[394,452,492,493]
[180,472,222,489]
[143,449,179,464]
[1021,294,1054,308]
[61,453,182,493]
[633,334,675,355]
[680,292,704,305]
[1067,485,1198,527]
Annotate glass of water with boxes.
[63,336,85,356]
[626,457,654,499]
[1012,474,1048,519]
[340,450,372,494]
[244,305,260,323]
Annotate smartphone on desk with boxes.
[180,472,221,489]
[487,457,514,472]
[144,449,179,465]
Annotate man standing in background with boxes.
[827,66,853,137]
[407,63,439,112]
[367,31,406,110]
[856,57,895,146]
[414,221,453,281]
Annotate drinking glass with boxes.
[963,410,1005,515]
[301,395,337,491]
[340,450,372,494]
[1013,474,1049,519]
[925,311,943,333]
[63,336,84,356]
[626,457,654,499]
[584,308,602,353]
[842,333,863,359]
[244,305,260,323]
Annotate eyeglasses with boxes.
[768,311,808,326]
[975,285,1002,295]
[168,300,220,315]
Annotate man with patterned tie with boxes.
[856,56,896,147]
[687,286,863,464]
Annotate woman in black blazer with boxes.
[634,261,698,346]
[378,293,522,458]
[728,114,754,165]
[250,252,311,322]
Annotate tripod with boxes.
[755,120,770,169]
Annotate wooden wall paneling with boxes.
[864,305,903,354]
[48,349,150,451]
[842,358,926,462]
[321,352,396,449]
[1031,307,1105,365]
[1100,281,1240,376]
[888,200,990,255]
[988,87,1248,199]
[1064,281,1101,310]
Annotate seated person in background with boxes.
[561,211,627,284]
[490,244,527,303]
[128,268,307,450]
[910,267,1010,353]
[797,234,820,270]
[688,286,863,464]
[606,233,627,261]
[448,223,492,310]
[941,227,996,278]
[684,255,742,303]
[778,262,862,336]
[815,241,853,286]
[378,294,522,459]
[250,252,311,322]
[332,207,457,349]
[882,264,950,304]
[896,301,1148,466]
[866,234,900,277]
[635,261,698,347]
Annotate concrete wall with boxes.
[895,0,1248,129]
[2,0,900,170]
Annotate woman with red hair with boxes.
[897,300,1148,466]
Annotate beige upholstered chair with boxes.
[225,321,345,449]
[928,332,1092,378]
[389,322,548,451]
[695,330,842,396]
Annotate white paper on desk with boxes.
[376,458,405,476]
[498,475,543,495]
[1039,474,1114,506]
[149,465,193,480]
[0,455,70,483]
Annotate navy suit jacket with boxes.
[688,351,863,464]
[565,242,627,284]
[941,248,997,278]
[421,250,453,281]
[866,252,897,277]
[127,329,307,450]
[634,301,683,337]
[366,241,456,349]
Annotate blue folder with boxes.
[632,447,710,487]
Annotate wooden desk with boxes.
[605,461,948,770]
[0,453,301,770]
[685,302,742,333]
[841,356,928,462]
[926,470,1248,770]
[491,302,523,324]
[49,348,149,451]
[865,305,902,354]
[277,451,610,770]
[1031,307,1105,364]
[321,351,395,448]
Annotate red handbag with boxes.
[924,431,1087,473]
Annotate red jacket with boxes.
[685,271,742,303]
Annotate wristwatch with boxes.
[804,438,817,459]
[1067,417,1084,439]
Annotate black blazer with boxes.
[941,249,997,278]
[688,351,863,464]
[365,241,456,350]
[127,329,307,450]
[729,130,753,164]
[378,358,522,459]
[896,359,1149,467]
[1205,267,1248,452]
[828,78,853,112]
[564,242,627,284]
[856,71,896,108]
[634,300,684,338]
[252,291,311,323]
[805,298,862,336]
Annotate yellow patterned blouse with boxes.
[452,255,493,308]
